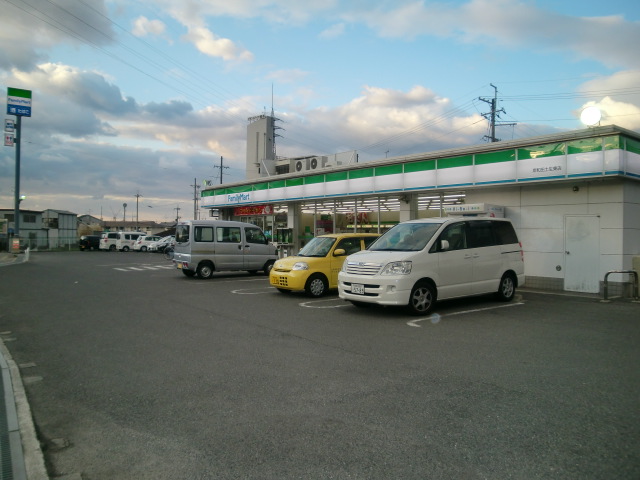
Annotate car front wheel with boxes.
[406,281,436,315]
[305,274,328,297]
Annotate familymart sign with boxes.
[6,87,32,117]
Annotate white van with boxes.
[99,232,119,251]
[338,217,525,315]
[173,220,278,279]
[115,231,146,252]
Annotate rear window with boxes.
[493,221,519,244]
[176,225,190,243]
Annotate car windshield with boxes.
[297,236,336,257]
[175,225,189,243]
[369,223,441,251]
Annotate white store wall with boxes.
[466,178,640,293]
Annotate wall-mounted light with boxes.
[573,186,580,192]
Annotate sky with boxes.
[1,0,639,222]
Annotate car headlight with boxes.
[292,262,309,271]
[381,261,412,275]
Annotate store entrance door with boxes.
[564,215,600,293]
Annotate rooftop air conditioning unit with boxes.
[292,158,311,172]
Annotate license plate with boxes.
[176,262,182,269]
[351,283,365,295]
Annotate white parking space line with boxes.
[112,264,175,272]
[231,287,275,294]
[406,297,524,327]
[299,298,350,309]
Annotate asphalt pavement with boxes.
[1,250,638,479]
[0,250,49,480]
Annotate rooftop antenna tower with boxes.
[271,84,283,158]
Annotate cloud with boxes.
[182,27,254,62]
[0,0,114,70]
[132,16,167,37]
[158,0,338,27]
[143,100,194,119]
[12,63,139,118]
[274,85,488,161]
[577,70,640,130]
[348,0,640,69]
[319,23,346,39]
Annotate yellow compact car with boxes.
[270,233,380,297]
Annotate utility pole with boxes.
[135,192,142,230]
[190,178,200,220]
[213,156,229,184]
[174,205,181,224]
[479,84,515,142]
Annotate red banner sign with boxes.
[234,204,274,216]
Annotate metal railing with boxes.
[601,270,639,302]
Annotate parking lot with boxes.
[1,251,639,479]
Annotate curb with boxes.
[0,339,49,479]
[0,250,29,267]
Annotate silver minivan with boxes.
[338,217,525,314]
[173,220,278,279]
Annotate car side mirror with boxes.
[440,239,450,251]
[333,248,346,256]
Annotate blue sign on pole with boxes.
[6,87,32,117]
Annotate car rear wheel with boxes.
[496,272,516,301]
[406,281,436,315]
[109,245,116,251]
[305,274,328,297]
[141,246,147,252]
[197,262,214,279]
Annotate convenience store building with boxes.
[201,125,640,295]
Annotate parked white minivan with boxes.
[99,232,119,251]
[115,231,146,252]
[173,220,278,279]
[338,217,525,315]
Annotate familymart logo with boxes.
[227,193,251,203]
